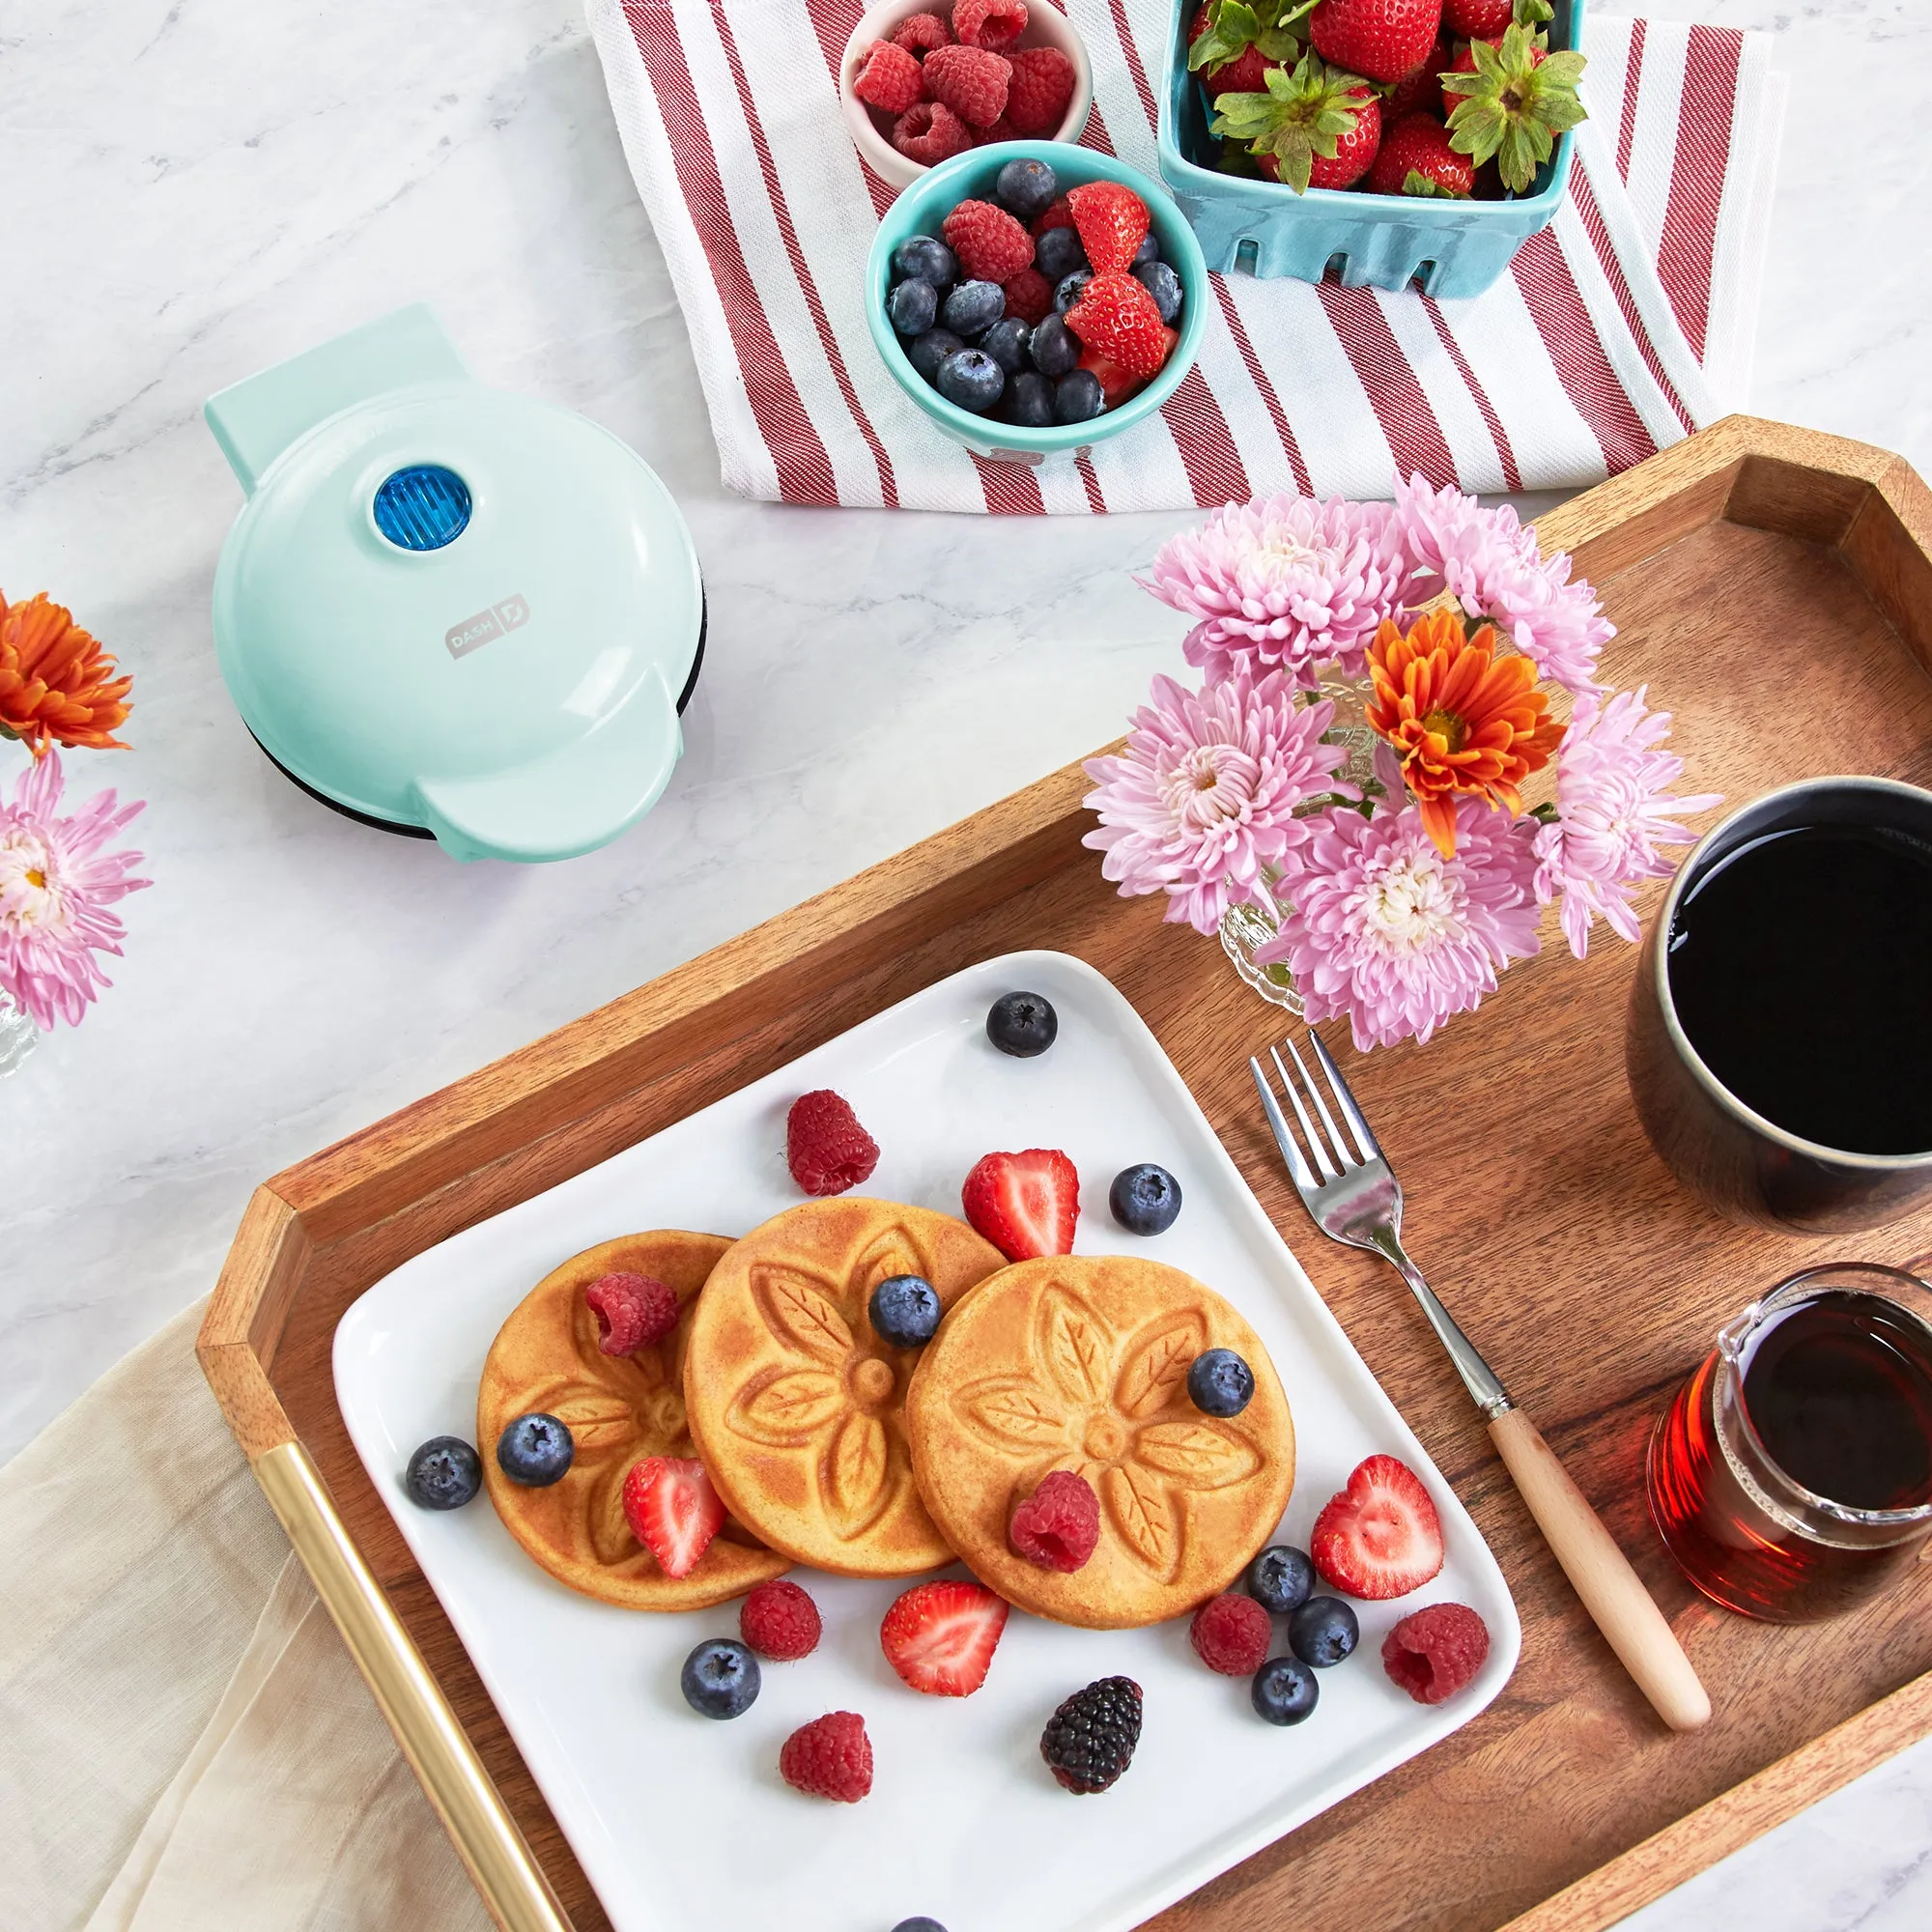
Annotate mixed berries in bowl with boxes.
[867,142,1208,460]
[841,0,1093,190]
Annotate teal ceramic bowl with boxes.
[867,142,1208,463]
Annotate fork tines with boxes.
[1249,1030,1383,1188]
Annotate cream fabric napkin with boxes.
[0,1300,488,1932]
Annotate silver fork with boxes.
[1253,1031,1712,1734]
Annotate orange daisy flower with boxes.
[0,591,132,757]
[1367,606,1563,857]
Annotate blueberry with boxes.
[893,235,957,288]
[1036,224,1088,283]
[1248,1544,1317,1615]
[1133,259,1184,325]
[936,348,1005,413]
[870,1273,942,1348]
[1055,368,1104,423]
[1001,370,1057,428]
[1130,231,1161,270]
[1029,312,1079,378]
[1289,1595,1359,1668]
[892,1921,950,1932]
[680,1637,760,1719]
[995,156,1060,222]
[1053,269,1093,314]
[986,989,1058,1056]
[1251,1655,1321,1725]
[496,1412,573,1487]
[907,327,966,383]
[1110,1163,1181,1236]
[941,278,1006,338]
[888,276,938,337]
[979,316,1033,375]
[1187,1348,1255,1416]
[405,1435,482,1510]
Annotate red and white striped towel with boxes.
[589,2,1783,513]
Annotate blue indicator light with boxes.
[373,465,471,551]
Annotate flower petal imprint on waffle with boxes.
[905,1254,1295,1627]
[477,1232,790,1609]
[682,1200,1006,1576]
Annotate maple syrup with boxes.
[1647,1276,1932,1622]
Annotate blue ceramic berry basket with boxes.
[867,141,1208,464]
[1156,0,1586,299]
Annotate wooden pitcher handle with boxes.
[1488,1406,1713,1732]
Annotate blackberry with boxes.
[1039,1674,1143,1794]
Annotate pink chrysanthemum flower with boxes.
[1532,686,1720,959]
[1138,495,1423,689]
[0,748,150,1030]
[1082,671,1358,936]
[1393,472,1613,693]
[1256,748,1542,1050]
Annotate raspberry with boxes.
[923,43,1012,128]
[1031,195,1076,236]
[1039,1676,1142,1794]
[740,1578,822,1662]
[1381,1603,1491,1705]
[1188,1592,1272,1675]
[892,99,975,164]
[1065,271,1171,380]
[780,1711,873,1803]
[1002,267,1053,325]
[1007,45,1076,135]
[941,199,1034,283]
[785,1089,880,1196]
[1065,180,1151,272]
[852,40,924,117]
[891,11,952,58]
[582,1272,679,1356]
[1009,1470,1099,1571]
[954,0,1029,54]
[972,117,1018,146]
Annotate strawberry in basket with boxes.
[1211,53,1382,194]
[1442,21,1586,192]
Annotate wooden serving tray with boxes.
[201,417,1932,1932]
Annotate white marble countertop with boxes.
[5,0,1929,1925]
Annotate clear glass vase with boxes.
[1214,666,1378,1018]
[0,989,40,1077]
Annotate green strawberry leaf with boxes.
[1253,24,1301,61]
[1187,1,1261,74]
[1402,169,1464,200]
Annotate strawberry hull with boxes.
[1156,0,1587,299]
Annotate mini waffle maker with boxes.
[206,305,703,862]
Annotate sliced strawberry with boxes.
[879,1578,1009,1696]
[962,1148,1079,1261]
[1076,344,1143,410]
[1065,180,1151,273]
[621,1456,724,1578]
[1310,1453,1445,1600]
[1065,271,1170,381]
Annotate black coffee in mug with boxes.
[1627,776,1932,1232]
[1667,822,1932,1156]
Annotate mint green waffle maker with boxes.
[206,305,703,862]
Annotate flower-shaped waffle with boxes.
[682,1200,1006,1577]
[477,1232,789,1609]
[905,1256,1295,1628]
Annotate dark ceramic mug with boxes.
[1626,776,1932,1233]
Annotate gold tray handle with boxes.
[255,1440,573,1932]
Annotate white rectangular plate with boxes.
[336,952,1519,1932]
